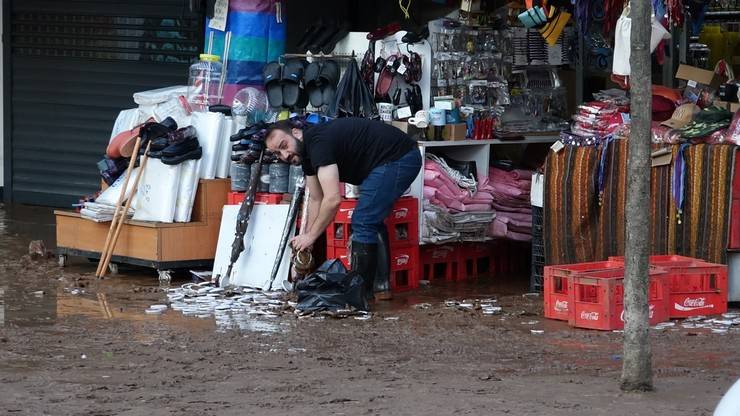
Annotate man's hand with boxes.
[290,233,315,252]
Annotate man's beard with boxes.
[292,136,304,165]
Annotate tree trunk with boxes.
[621,0,653,392]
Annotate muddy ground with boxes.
[0,205,738,415]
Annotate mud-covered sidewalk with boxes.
[0,206,737,415]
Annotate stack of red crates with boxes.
[420,244,461,282]
[544,255,729,330]
[326,197,420,292]
[457,242,495,280]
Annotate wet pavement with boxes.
[0,204,739,415]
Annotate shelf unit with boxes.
[409,135,559,244]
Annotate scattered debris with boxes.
[28,240,47,259]
[413,303,432,310]
[530,329,544,334]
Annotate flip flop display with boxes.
[262,61,283,108]
[304,61,323,108]
[281,59,306,108]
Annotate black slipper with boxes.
[318,60,340,107]
[281,58,305,108]
[161,146,203,166]
[304,61,324,107]
[293,86,309,110]
[262,61,283,108]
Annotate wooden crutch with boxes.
[97,141,152,278]
[95,137,142,277]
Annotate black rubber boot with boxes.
[374,227,392,300]
[350,241,378,303]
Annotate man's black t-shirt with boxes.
[301,118,416,185]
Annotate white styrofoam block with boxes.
[213,205,294,290]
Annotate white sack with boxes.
[216,117,234,178]
[174,159,202,223]
[192,111,225,180]
[132,158,182,223]
[133,85,188,106]
[95,167,141,207]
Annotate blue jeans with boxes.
[351,148,422,244]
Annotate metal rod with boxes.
[268,176,305,290]
[218,31,231,99]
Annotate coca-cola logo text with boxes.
[393,208,409,219]
[395,255,410,266]
[554,300,568,312]
[580,311,599,321]
[683,297,705,307]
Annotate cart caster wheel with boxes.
[157,270,172,285]
[108,263,119,275]
[58,254,68,268]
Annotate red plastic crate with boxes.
[543,260,625,321]
[383,197,419,248]
[420,244,460,282]
[568,267,669,331]
[326,246,351,270]
[326,199,358,248]
[609,255,729,318]
[227,192,284,205]
[389,245,421,292]
[458,242,495,280]
[650,258,727,318]
[326,246,419,293]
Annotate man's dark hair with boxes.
[266,119,300,139]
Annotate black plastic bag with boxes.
[296,259,368,312]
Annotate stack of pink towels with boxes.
[481,167,533,241]
[422,160,495,213]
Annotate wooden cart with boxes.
[55,179,229,278]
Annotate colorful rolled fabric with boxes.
[204,0,286,105]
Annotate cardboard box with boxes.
[427,123,468,141]
[714,101,740,113]
[676,64,724,90]
[392,121,427,140]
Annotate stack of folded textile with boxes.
[423,159,494,213]
[80,202,134,223]
[422,156,495,243]
[571,101,625,138]
[482,167,534,241]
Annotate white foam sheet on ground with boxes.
[173,159,202,223]
[215,116,234,178]
[132,158,182,223]
[213,205,294,291]
[192,111,225,180]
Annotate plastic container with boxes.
[187,53,223,112]
[230,162,249,192]
[268,163,289,194]
[288,165,304,194]
[253,163,270,192]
